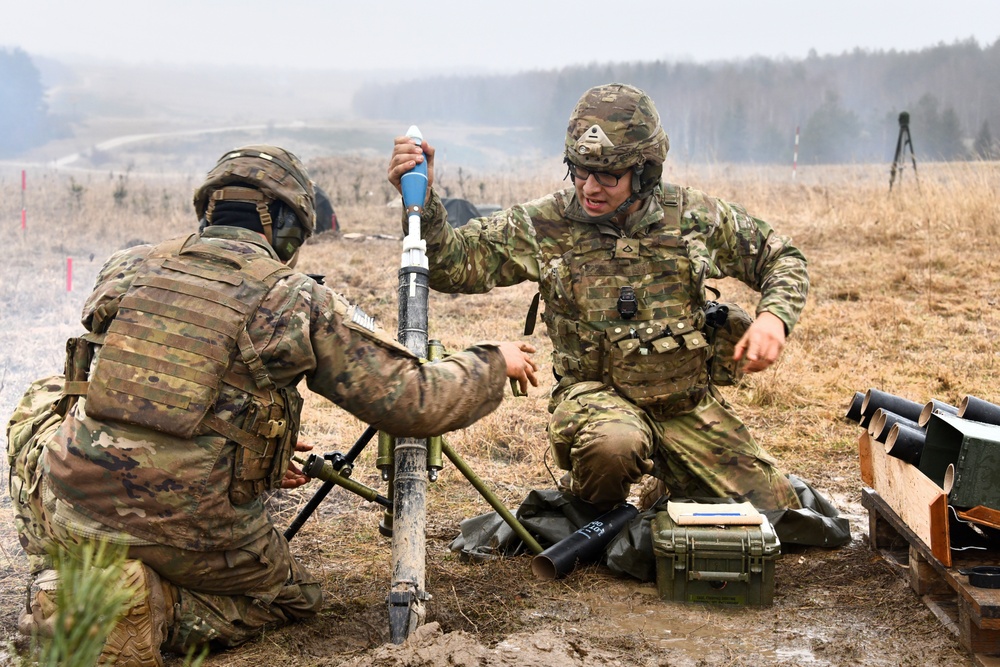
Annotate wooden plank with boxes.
[864,488,1000,660]
[911,546,953,595]
[961,600,1000,655]
[929,494,952,566]
[959,506,1000,531]
[924,593,960,636]
[956,572,1000,623]
[863,490,955,587]
[861,431,952,566]
[859,429,874,487]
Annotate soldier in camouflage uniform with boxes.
[388,83,806,514]
[7,145,538,665]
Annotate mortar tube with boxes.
[441,439,544,555]
[871,409,922,444]
[918,399,960,427]
[959,395,1000,425]
[861,388,923,429]
[531,503,639,580]
[845,391,865,424]
[885,422,926,466]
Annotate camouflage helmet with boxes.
[565,83,669,174]
[193,145,316,261]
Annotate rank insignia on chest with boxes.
[615,237,640,260]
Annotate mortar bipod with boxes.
[283,424,378,541]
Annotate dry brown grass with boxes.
[1,157,998,665]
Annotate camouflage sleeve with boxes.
[81,244,152,332]
[408,189,541,293]
[296,281,509,437]
[687,191,809,334]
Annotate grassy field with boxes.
[0,156,997,665]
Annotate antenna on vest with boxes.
[889,111,919,192]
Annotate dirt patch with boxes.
[145,499,969,667]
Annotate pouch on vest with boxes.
[602,320,710,419]
[229,386,302,506]
[706,302,753,386]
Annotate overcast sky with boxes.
[2,0,998,72]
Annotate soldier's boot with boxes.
[18,568,60,638]
[637,475,668,512]
[557,472,573,494]
[98,560,168,667]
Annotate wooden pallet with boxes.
[860,429,1000,665]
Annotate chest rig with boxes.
[83,234,301,502]
[541,185,711,419]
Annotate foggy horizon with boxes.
[3,0,999,74]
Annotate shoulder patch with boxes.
[349,305,376,332]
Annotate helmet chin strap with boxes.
[255,200,274,246]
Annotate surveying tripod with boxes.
[889,111,919,191]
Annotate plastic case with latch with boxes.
[651,511,781,605]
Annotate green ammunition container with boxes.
[652,512,781,606]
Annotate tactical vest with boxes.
[83,234,300,502]
[541,185,710,419]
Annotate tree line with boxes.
[0,48,55,158]
[354,38,1000,164]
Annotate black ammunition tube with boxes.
[861,389,923,429]
[885,423,926,466]
[870,408,922,444]
[531,504,639,580]
[959,395,1000,426]
[845,391,865,424]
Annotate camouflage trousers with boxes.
[6,375,323,653]
[548,381,801,511]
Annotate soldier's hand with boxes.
[499,342,539,395]
[388,135,435,202]
[281,440,314,489]
[733,311,786,373]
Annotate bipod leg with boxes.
[441,439,544,555]
[284,425,378,541]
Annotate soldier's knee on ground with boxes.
[569,423,653,504]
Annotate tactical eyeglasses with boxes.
[565,162,628,188]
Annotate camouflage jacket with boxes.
[44,226,508,551]
[413,185,808,384]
